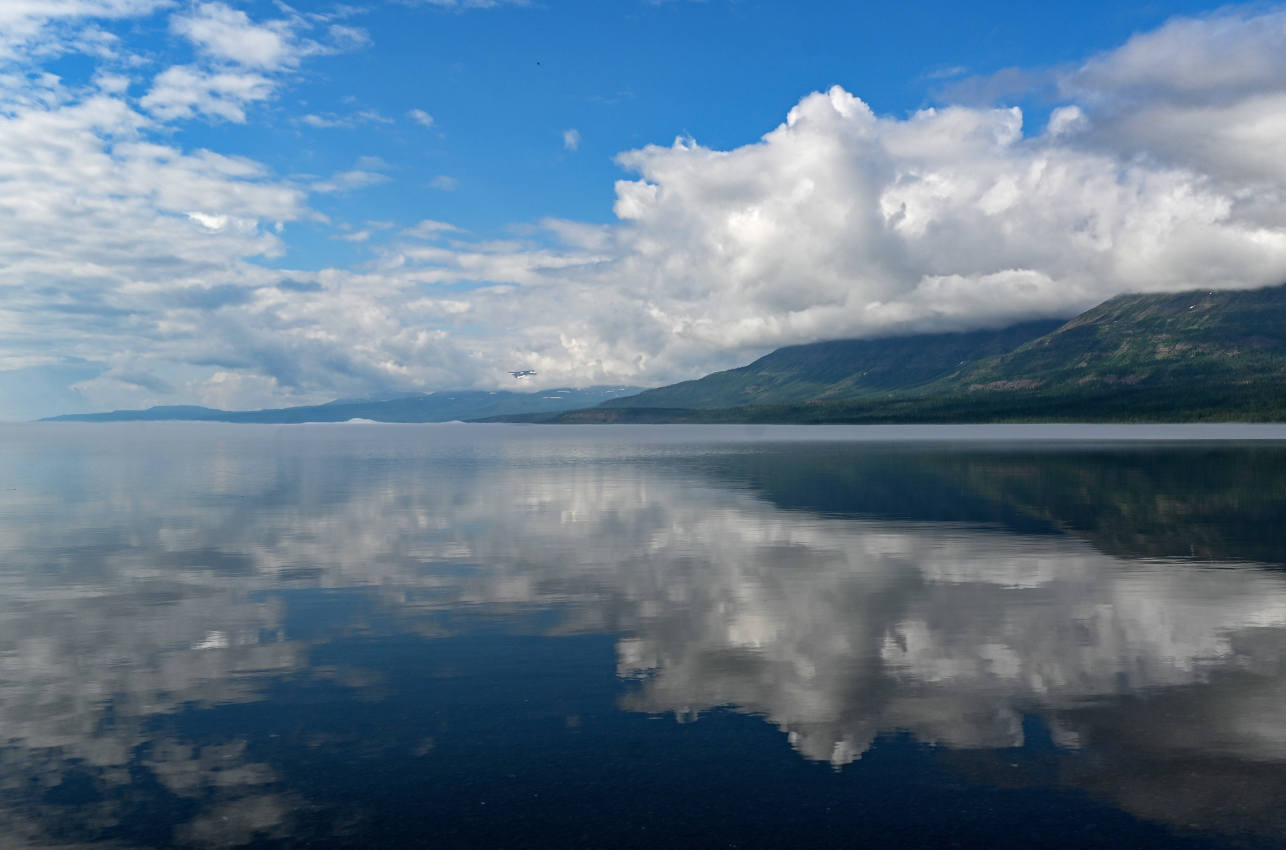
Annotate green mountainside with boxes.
[599,320,1063,409]
[943,286,1286,394]
[558,283,1286,423]
[43,386,644,424]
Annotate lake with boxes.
[2,422,1285,848]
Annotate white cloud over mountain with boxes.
[2,3,1286,415]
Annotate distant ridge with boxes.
[48,285,1286,425]
[551,283,1286,423]
[599,320,1064,410]
[43,386,645,424]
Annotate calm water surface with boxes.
[2,423,1286,848]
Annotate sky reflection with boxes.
[0,424,1284,846]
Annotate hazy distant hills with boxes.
[559,283,1286,423]
[43,386,644,424]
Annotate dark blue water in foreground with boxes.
[2,423,1286,848]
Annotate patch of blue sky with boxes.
[83,0,1230,244]
[262,0,1229,239]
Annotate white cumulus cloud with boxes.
[0,0,166,64]
[171,2,298,70]
[1059,6,1286,187]
[141,65,274,122]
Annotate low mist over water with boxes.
[1,423,1285,848]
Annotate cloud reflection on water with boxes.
[0,424,1285,844]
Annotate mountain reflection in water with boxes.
[0,423,1284,848]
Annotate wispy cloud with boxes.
[143,2,370,125]
[141,66,274,122]
[300,109,393,129]
[402,219,462,239]
[172,2,370,68]
[311,169,390,194]
[0,0,167,65]
[402,0,531,9]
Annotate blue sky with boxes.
[157,0,1224,249]
[2,0,1285,419]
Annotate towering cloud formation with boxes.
[600,87,1286,347]
[400,34,1286,390]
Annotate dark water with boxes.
[2,423,1286,849]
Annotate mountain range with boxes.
[552,283,1286,423]
[42,386,645,424]
[44,283,1286,425]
